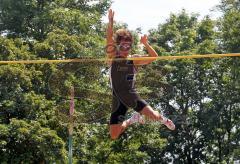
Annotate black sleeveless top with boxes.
[110,57,137,94]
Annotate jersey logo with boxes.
[117,66,128,71]
[126,74,135,81]
[126,60,133,65]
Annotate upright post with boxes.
[68,86,74,164]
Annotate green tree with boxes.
[0,0,112,163]
[148,10,198,53]
[0,119,67,163]
[0,0,111,40]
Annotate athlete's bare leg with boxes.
[140,105,175,130]
[110,112,144,140]
[109,122,129,140]
[109,106,175,140]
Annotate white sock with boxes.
[159,115,168,124]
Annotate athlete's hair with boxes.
[114,29,133,45]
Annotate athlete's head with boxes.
[115,29,133,45]
[114,29,133,56]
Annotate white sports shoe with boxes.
[129,112,145,124]
[160,116,175,130]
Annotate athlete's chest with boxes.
[112,60,137,74]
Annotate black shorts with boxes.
[110,90,148,125]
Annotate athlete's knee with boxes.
[109,124,123,140]
[134,100,148,112]
[110,132,120,140]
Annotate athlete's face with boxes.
[118,36,132,57]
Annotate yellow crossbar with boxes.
[0,53,240,64]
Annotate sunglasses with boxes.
[117,36,132,43]
[105,43,132,53]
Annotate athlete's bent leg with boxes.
[109,121,129,140]
[140,105,175,130]
[140,105,162,121]
[109,112,144,140]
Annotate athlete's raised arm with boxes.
[133,34,158,65]
[106,9,116,65]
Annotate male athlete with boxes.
[106,9,175,140]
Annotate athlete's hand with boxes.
[140,34,148,45]
[108,9,114,22]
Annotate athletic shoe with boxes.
[160,116,175,130]
[129,112,145,124]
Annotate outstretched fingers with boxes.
[108,9,115,21]
[140,34,148,45]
